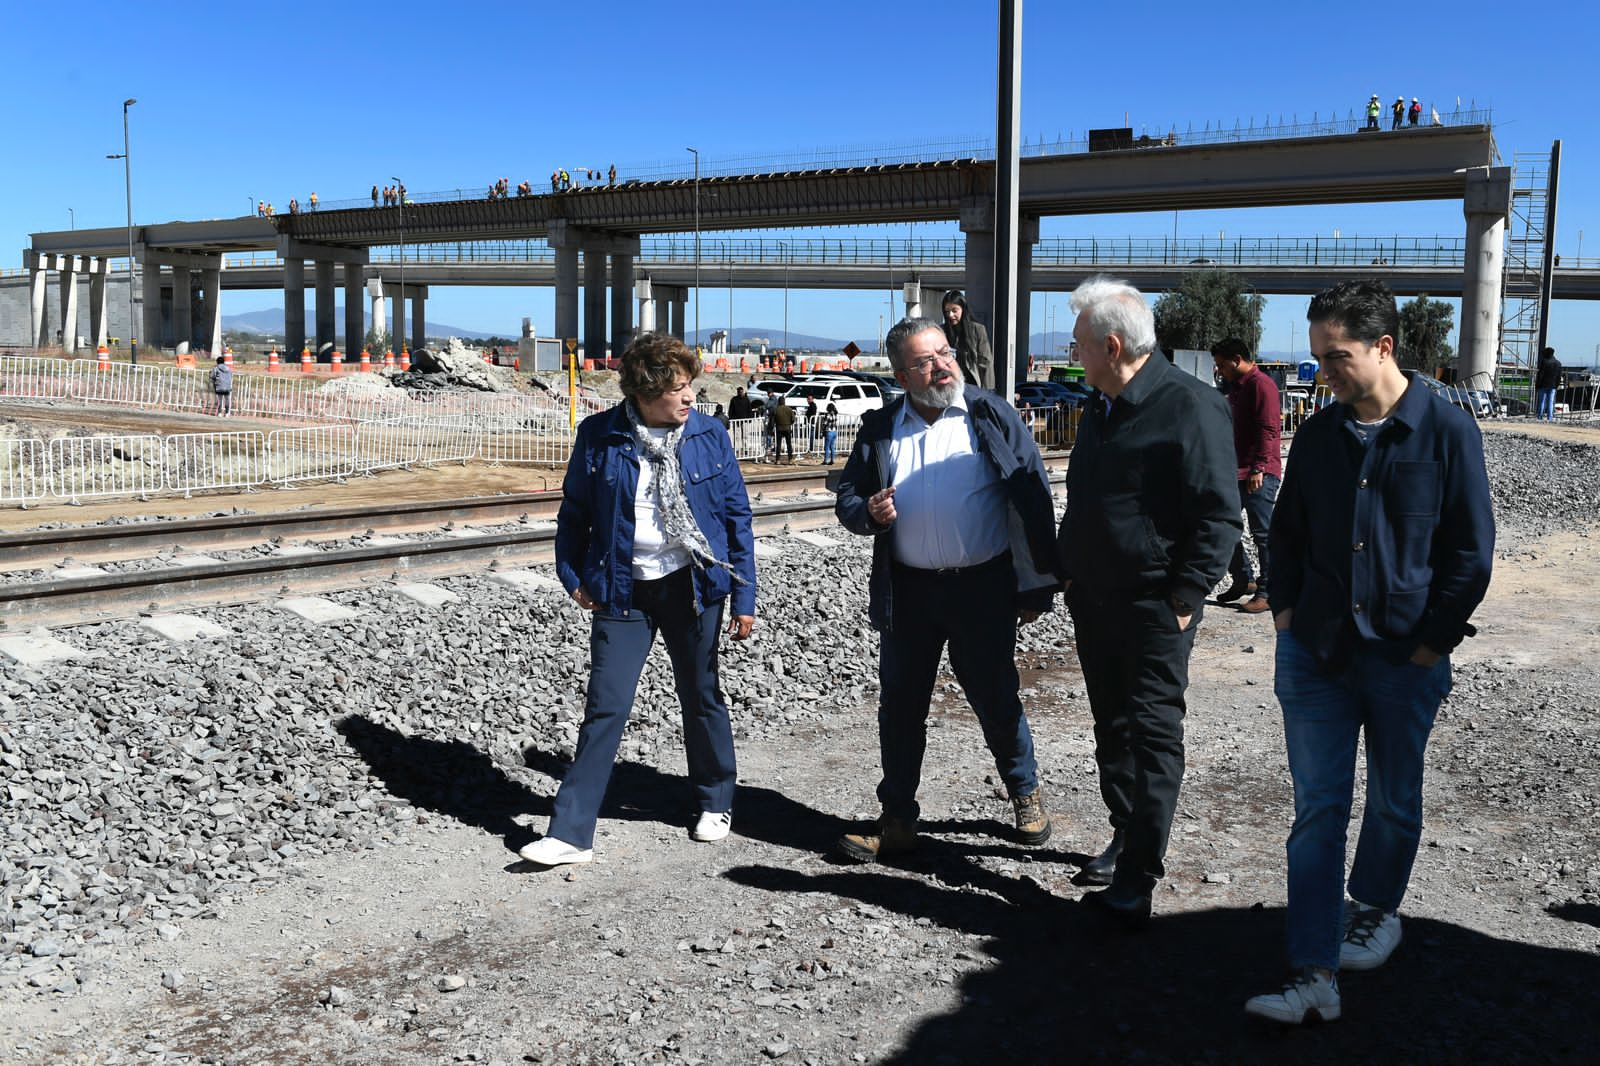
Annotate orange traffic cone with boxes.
[267,347,281,373]
[400,349,411,371]
[301,347,313,372]
[223,348,235,368]
[96,343,110,371]
[513,357,521,370]
[383,349,395,369]
[331,350,343,375]
[359,349,372,372]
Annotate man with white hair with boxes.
[833,317,1062,862]
[1056,275,1240,928]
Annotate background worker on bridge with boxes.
[525,332,757,868]
[833,317,1061,863]
[1391,97,1405,130]
[1366,94,1381,130]
[1409,97,1422,126]
[941,289,994,391]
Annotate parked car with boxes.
[1017,381,1088,408]
[778,379,884,417]
[1416,374,1493,418]
[745,378,795,409]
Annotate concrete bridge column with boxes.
[201,264,224,355]
[314,260,335,355]
[58,256,81,352]
[89,259,109,350]
[554,245,579,346]
[1459,165,1511,387]
[344,263,365,359]
[960,201,996,331]
[284,258,306,357]
[583,246,607,363]
[610,252,635,357]
[666,288,686,341]
[171,267,192,356]
[411,294,426,352]
[142,259,163,350]
[368,279,387,342]
[903,280,925,320]
[636,276,656,334]
[1014,216,1039,386]
[26,255,49,349]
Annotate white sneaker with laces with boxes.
[1244,967,1341,1024]
[692,811,732,843]
[519,836,593,866]
[1341,901,1402,971]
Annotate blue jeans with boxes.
[1536,388,1557,421]
[547,567,737,849]
[823,430,837,464]
[877,556,1039,821]
[1275,628,1452,970]
[1228,473,1279,594]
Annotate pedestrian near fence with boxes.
[210,355,233,416]
[1245,280,1494,1024]
[833,317,1061,863]
[1056,276,1241,928]
[821,402,839,465]
[523,333,757,867]
[1535,346,1563,421]
[1211,337,1281,614]
[769,400,795,462]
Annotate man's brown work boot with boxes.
[1013,789,1052,845]
[837,816,919,863]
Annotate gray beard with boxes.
[906,378,962,411]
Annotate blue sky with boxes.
[4,0,1596,360]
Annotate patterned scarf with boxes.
[624,400,747,586]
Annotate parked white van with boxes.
[778,379,884,417]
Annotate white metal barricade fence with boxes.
[476,410,574,465]
[70,360,167,410]
[1282,386,1335,438]
[47,434,164,503]
[354,418,421,473]
[402,415,480,467]
[162,431,269,496]
[161,365,213,413]
[264,425,356,485]
[0,355,76,403]
[727,417,766,460]
[0,438,48,506]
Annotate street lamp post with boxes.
[68,208,75,230]
[686,147,700,349]
[105,98,138,363]
[393,176,405,356]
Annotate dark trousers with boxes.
[1228,473,1279,594]
[548,567,736,849]
[877,555,1040,821]
[1068,589,1201,895]
[773,428,794,459]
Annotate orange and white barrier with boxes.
[96,344,111,372]
[267,348,281,373]
[301,347,313,373]
[359,350,372,373]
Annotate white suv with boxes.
[780,380,883,417]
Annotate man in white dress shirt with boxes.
[833,318,1063,862]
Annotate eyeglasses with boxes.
[903,349,955,375]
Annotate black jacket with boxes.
[1536,353,1564,391]
[1056,355,1240,612]
[836,387,1061,631]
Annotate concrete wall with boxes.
[0,273,138,348]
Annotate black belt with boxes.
[892,550,1011,578]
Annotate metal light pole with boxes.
[687,147,700,349]
[393,175,405,355]
[105,98,139,362]
[68,208,75,230]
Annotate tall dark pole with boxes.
[992,0,1022,402]
[122,98,138,364]
[687,147,700,349]
[393,175,405,355]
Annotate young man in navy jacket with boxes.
[1246,280,1493,1024]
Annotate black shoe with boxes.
[1081,886,1152,931]
[1217,578,1257,603]
[1074,831,1124,886]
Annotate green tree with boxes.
[1397,295,1455,375]
[1152,270,1265,355]
[365,327,391,355]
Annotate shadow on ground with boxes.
[725,862,1599,1064]
[336,716,848,858]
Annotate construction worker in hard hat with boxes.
[1366,94,1381,130]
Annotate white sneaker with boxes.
[691,811,732,843]
[1245,968,1341,1024]
[519,836,593,866]
[1341,901,1402,971]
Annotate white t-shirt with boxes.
[887,395,1007,570]
[632,429,693,580]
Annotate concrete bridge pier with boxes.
[410,292,426,352]
[58,256,81,352]
[636,276,656,334]
[1459,165,1511,387]
[89,258,109,350]
[141,258,161,351]
[344,258,367,359]
[583,247,607,363]
[960,202,996,332]
[171,267,192,356]
[611,250,635,357]
[548,222,582,351]
[199,264,224,355]
[313,261,335,356]
[24,252,49,348]
[1014,216,1039,383]
[284,258,306,357]
[368,279,387,341]
[653,285,686,341]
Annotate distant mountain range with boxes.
[222,308,497,341]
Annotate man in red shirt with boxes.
[1211,338,1281,614]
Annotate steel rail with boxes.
[0,498,839,630]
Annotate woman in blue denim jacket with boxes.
[522,333,758,867]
